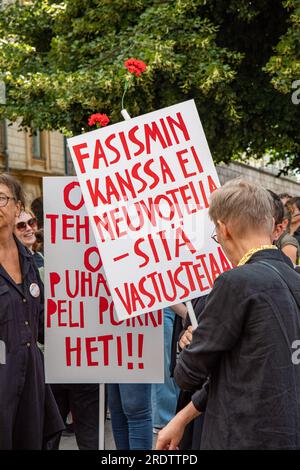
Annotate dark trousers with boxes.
[51,384,99,450]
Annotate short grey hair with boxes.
[209,178,274,236]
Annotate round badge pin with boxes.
[29,283,40,298]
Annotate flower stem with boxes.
[121,80,129,110]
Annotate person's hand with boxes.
[179,325,193,349]
[156,402,201,450]
[155,416,186,450]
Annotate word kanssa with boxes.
[85,145,203,206]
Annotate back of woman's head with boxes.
[286,196,300,212]
[209,178,274,236]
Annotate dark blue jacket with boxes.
[0,237,64,449]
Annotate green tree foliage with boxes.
[0,0,299,168]
[265,0,300,93]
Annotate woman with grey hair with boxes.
[156,178,300,450]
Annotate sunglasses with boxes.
[16,217,37,231]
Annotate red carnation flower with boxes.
[124,58,147,77]
[88,113,110,127]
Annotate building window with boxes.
[32,129,42,159]
[31,129,49,160]
[26,127,50,170]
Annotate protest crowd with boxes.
[1,170,300,450]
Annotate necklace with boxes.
[237,245,277,266]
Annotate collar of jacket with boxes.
[245,248,291,266]
[0,235,33,290]
[13,234,33,279]
[238,245,277,266]
[13,234,32,259]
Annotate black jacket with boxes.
[0,237,64,449]
[174,249,300,450]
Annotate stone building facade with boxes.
[216,162,300,196]
[0,120,68,205]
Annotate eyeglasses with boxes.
[0,194,16,207]
[15,218,37,231]
[211,227,219,244]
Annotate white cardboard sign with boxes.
[44,177,164,383]
[67,100,231,321]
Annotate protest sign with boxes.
[67,100,232,321]
[44,176,164,383]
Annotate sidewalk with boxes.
[59,419,116,450]
[59,420,158,450]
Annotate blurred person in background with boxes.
[14,209,44,281]
[278,192,292,206]
[286,197,300,248]
[33,228,44,255]
[275,206,300,266]
[50,383,99,450]
[269,191,299,265]
[281,194,300,247]
[30,196,43,230]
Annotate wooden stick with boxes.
[98,383,105,450]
